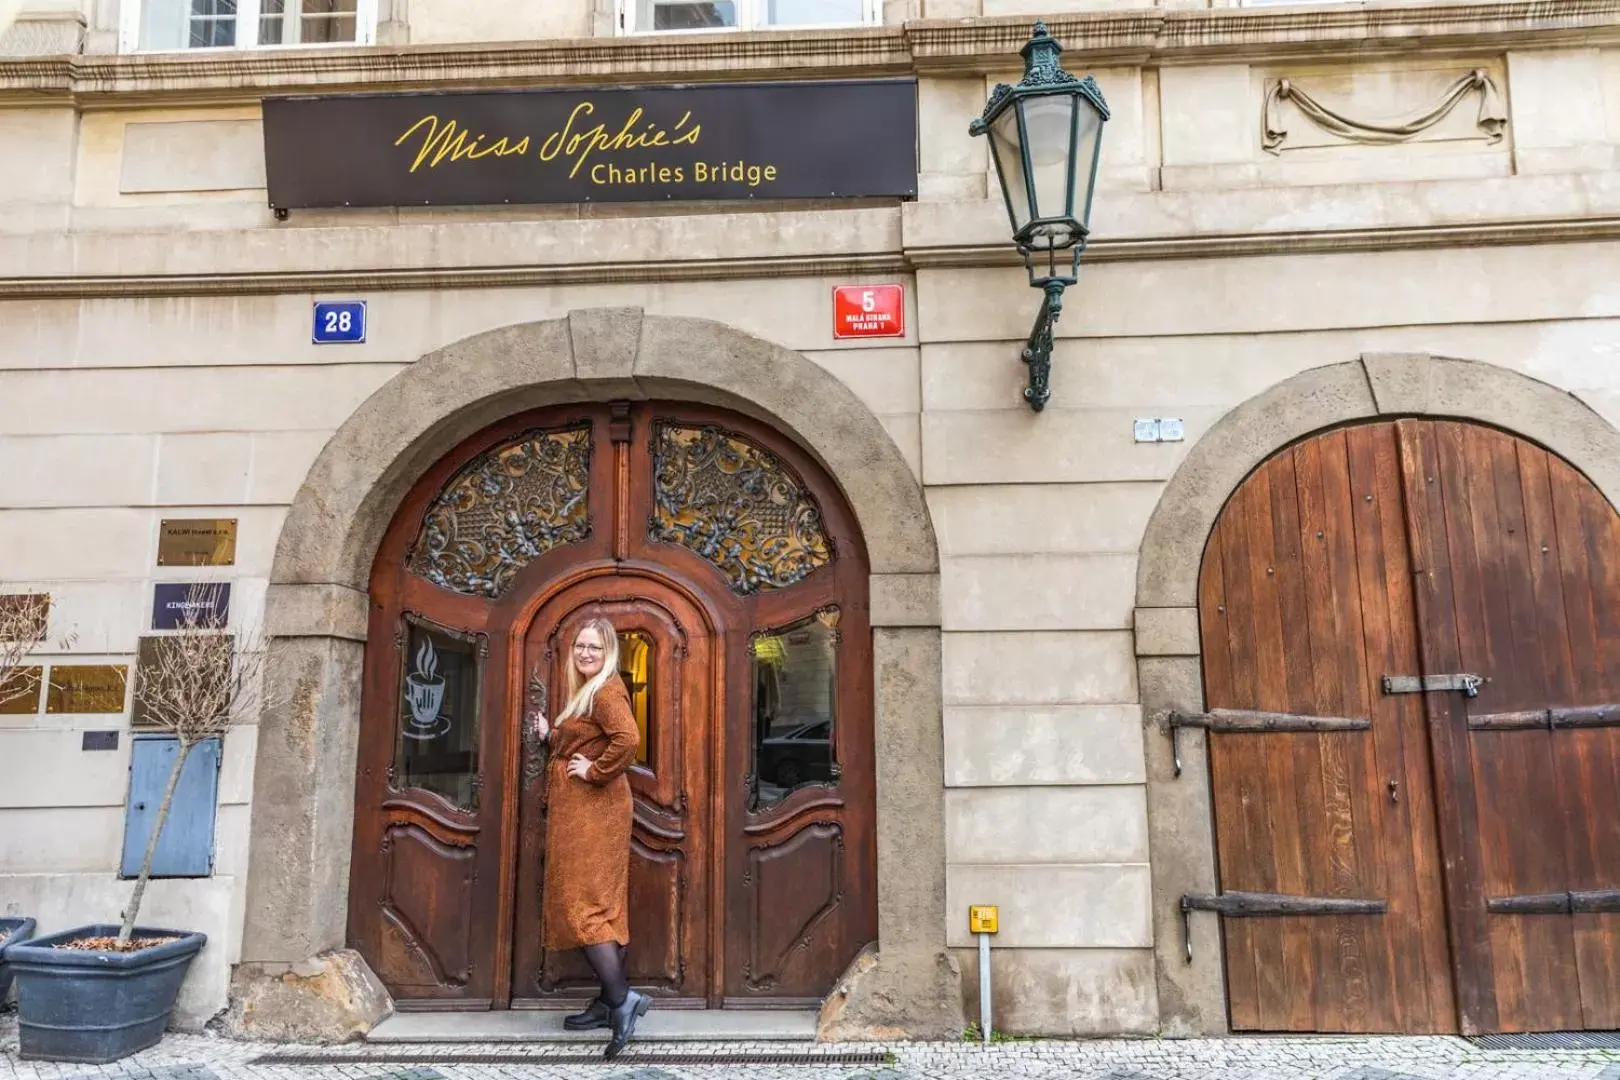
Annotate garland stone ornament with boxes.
[408,425,593,597]
[1263,68,1506,155]
[649,423,832,595]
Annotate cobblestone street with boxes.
[5,1016,1619,1080]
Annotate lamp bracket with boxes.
[1021,279,1067,412]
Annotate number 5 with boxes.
[861,290,876,312]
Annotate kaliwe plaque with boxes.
[263,79,918,210]
[158,519,238,567]
[46,664,129,715]
[0,665,43,716]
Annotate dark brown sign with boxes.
[158,519,238,567]
[262,79,918,209]
[132,635,233,729]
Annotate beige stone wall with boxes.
[5,7,1620,1034]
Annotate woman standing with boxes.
[530,617,648,1059]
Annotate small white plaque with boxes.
[1159,418,1185,442]
[1133,418,1161,443]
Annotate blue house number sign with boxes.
[313,301,366,344]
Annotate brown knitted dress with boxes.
[541,677,640,949]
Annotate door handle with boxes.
[522,667,549,784]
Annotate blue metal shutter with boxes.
[119,735,221,879]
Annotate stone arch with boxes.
[235,309,958,1038]
[1134,352,1620,1035]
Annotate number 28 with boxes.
[323,309,354,334]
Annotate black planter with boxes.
[5,924,207,1064]
[0,916,38,1000]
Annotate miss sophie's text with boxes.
[394,104,780,188]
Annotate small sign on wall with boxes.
[46,665,129,715]
[313,301,367,344]
[152,583,231,630]
[158,519,237,567]
[833,285,905,339]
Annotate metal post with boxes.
[978,930,991,1045]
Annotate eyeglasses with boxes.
[573,643,605,654]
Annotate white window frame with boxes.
[615,0,880,36]
[119,0,377,53]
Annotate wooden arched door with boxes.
[1197,419,1620,1034]
[347,401,876,1011]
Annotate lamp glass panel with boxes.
[1073,102,1105,229]
[1022,93,1078,241]
[988,106,1032,237]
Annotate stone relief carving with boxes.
[408,425,592,598]
[649,423,832,595]
[1262,68,1506,155]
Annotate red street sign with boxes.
[833,284,906,339]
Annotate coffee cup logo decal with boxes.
[403,636,451,739]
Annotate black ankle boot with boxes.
[563,997,610,1031]
[603,989,649,1060]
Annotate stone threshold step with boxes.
[368,1009,819,1043]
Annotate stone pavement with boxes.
[4,1015,1620,1080]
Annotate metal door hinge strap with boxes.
[1486,889,1620,915]
[1382,673,1483,696]
[1178,891,1387,963]
[1166,709,1369,777]
[1469,704,1620,731]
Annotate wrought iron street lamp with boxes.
[971,22,1109,411]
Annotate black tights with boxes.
[582,942,628,1007]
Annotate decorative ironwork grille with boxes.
[408,425,592,597]
[649,423,831,594]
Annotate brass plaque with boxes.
[46,664,129,715]
[157,518,238,567]
[0,665,44,715]
[131,635,232,729]
[0,593,50,642]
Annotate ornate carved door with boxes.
[347,401,876,1010]
[1199,419,1620,1034]
[511,578,715,1007]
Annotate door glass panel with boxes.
[751,608,839,810]
[394,617,483,811]
[617,629,654,767]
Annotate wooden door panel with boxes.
[627,835,687,989]
[741,821,843,995]
[1547,459,1620,1029]
[1434,422,1581,1031]
[376,823,478,992]
[1201,423,1455,1033]
[1398,420,1620,1032]
[511,581,712,1006]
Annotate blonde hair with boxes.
[556,616,621,723]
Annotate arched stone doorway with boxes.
[236,310,962,1037]
[1137,353,1620,1038]
[349,400,877,1010]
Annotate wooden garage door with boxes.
[1199,419,1620,1034]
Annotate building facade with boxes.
[3,0,1620,1042]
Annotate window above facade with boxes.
[120,0,377,52]
[618,0,878,34]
